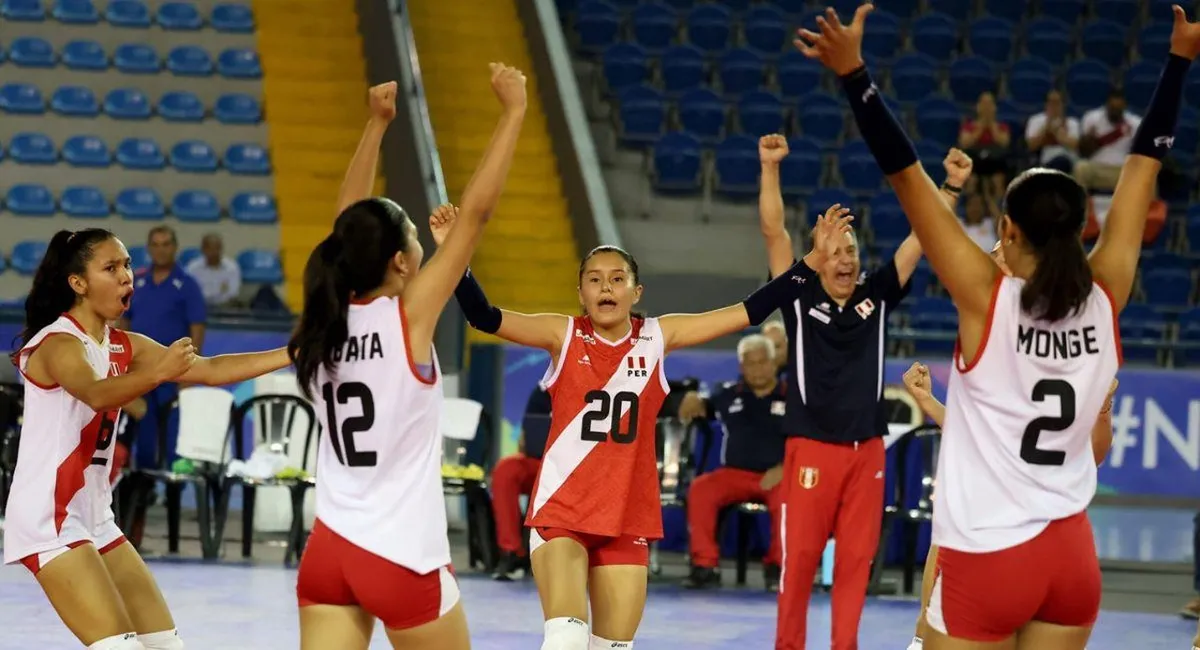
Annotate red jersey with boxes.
[526,316,670,539]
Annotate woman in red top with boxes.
[957,91,1012,201]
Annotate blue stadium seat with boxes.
[157,1,201,29]
[917,140,948,185]
[0,83,46,114]
[159,91,205,121]
[660,45,705,96]
[1094,0,1139,25]
[1141,252,1191,274]
[779,136,822,200]
[1178,308,1200,367]
[6,184,55,216]
[11,241,49,275]
[1179,107,1200,156]
[114,43,160,73]
[870,199,909,249]
[777,51,822,101]
[719,48,764,97]
[238,250,283,284]
[661,0,692,9]
[806,188,854,225]
[652,132,702,194]
[686,4,731,54]
[713,134,760,200]
[1008,58,1054,108]
[10,37,55,67]
[9,132,56,164]
[106,0,149,26]
[996,98,1027,136]
[677,88,724,143]
[230,191,277,224]
[616,85,664,146]
[178,246,201,268]
[1124,60,1162,113]
[890,54,938,103]
[911,296,958,355]
[214,93,260,124]
[737,90,782,136]
[211,3,254,32]
[1065,59,1112,111]
[1080,20,1128,68]
[1117,308,1160,361]
[1040,0,1085,24]
[928,0,970,20]
[115,187,165,220]
[60,185,108,218]
[797,92,844,149]
[1148,0,1178,21]
[914,97,961,148]
[1026,18,1073,66]
[575,1,620,54]
[53,0,97,22]
[170,140,218,172]
[172,189,220,221]
[744,5,786,55]
[861,10,900,61]
[983,0,1028,21]
[167,45,213,76]
[1138,23,1173,63]
[948,56,997,104]
[911,13,957,62]
[51,85,100,117]
[116,137,165,170]
[63,135,111,167]
[2,0,45,20]
[62,39,107,70]
[838,140,883,195]
[602,43,648,94]
[224,143,270,175]
[969,17,1014,64]
[631,2,676,53]
[1186,67,1200,109]
[217,48,261,78]
[104,88,151,119]
[1142,269,1193,308]
[128,245,150,269]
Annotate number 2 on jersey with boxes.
[581,390,640,444]
[321,381,378,467]
[91,412,117,466]
[1021,379,1075,466]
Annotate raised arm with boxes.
[128,333,291,387]
[402,64,527,340]
[336,82,397,215]
[902,361,945,427]
[758,134,795,278]
[1091,379,1118,466]
[1088,9,1198,311]
[27,335,193,412]
[891,148,974,285]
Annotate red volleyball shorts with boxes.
[296,520,459,631]
[530,527,650,567]
[19,529,126,575]
[926,511,1100,642]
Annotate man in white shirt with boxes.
[1074,88,1142,193]
[185,233,241,307]
[1025,90,1080,174]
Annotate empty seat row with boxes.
[0,38,262,78]
[0,132,270,174]
[1,83,260,123]
[3,241,284,284]
[1,0,254,32]
[1,184,276,223]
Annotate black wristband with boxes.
[839,65,920,176]
[1131,54,1191,160]
[941,182,962,194]
[454,268,503,334]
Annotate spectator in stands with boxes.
[490,385,552,581]
[960,192,999,252]
[122,226,206,470]
[1075,88,1142,193]
[761,319,788,379]
[1025,90,1080,174]
[676,333,788,592]
[957,91,1011,202]
[185,233,241,307]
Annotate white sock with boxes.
[541,617,589,650]
[139,629,183,650]
[89,633,144,650]
[907,636,923,650]
[590,635,632,649]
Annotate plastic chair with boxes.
[713,134,761,200]
[113,43,159,73]
[231,192,277,224]
[685,3,731,54]
[115,188,166,220]
[224,143,271,175]
[172,190,221,222]
[217,48,262,78]
[651,132,703,194]
[237,250,284,284]
[661,45,705,96]
[104,88,152,120]
[631,2,676,53]
[159,91,205,121]
[53,0,98,22]
[0,83,45,114]
[62,135,111,167]
[11,241,49,275]
[6,184,56,216]
[602,43,649,94]
[2,0,46,20]
[157,1,202,29]
[616,85,665,146]
[60,185,108,218]
[910,13,957,62]
[440,397,499,572]
[9,36,55,67]
[8,132,56,164]
[167,45,213,76]
[61,39,107,70]
[116,138,165,170]
[214,93,260,124]
[718,48,764,97]
[678,88,725,143]
[211,2,254,32]
[106,0,150,27]
[51,85,99,117]
[170,140,218,172]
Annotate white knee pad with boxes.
[89,633,144,650]
[541,617,589,650]
[590,634,632,649]
[139,629,184,650]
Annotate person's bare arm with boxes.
[660,305,752,353]
[336,82,396,215]
[958,123,981,149]
[27,335,191,412]
[992,123,1012,148]
[122,396,148,420]
[1091,379,1118,466]
[127,332,290,387]
[188,323,205,353]
[758,134,794,278]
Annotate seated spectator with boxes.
[957,91,1011,200]
[1075,88,1141,193]
[677,333,788,591]
[185,233,242,307]
[1025,89,1080,174]
[961,192,999,251]
[490,385,552,581]
[760,319,788,380]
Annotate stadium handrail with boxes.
[391,0,448,209]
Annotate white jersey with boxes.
[311,296,449,574]
[933,277,1119,553]
[4,316,133,564]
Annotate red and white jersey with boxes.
[310,296,449,574]
[933,277,1120,553]
[527,316,670,539]
[4,315,132,564]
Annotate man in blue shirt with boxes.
[121,226,207,470]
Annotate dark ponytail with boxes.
[288,198,410,399]
[1003,169,1092,322]
[16,228,115,350]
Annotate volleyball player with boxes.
[5,228,292,650]
[796,4,1196,648]
[288,66,526,650]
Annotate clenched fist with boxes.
[156,337,197,383]
[369,81,397,123]
[490,62,527,112]
[429,203,458,247]
[943,148,973,187]
[759,134,789,165]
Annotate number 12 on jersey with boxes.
[581,390,640,444]
[322,381,378,467]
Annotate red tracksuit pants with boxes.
[687,467,783,568]
[491,454,541,556]
[776,436,885,650]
